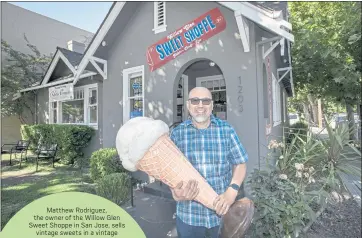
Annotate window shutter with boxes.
[157,2,165,27]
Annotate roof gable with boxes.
[40,47,76,85]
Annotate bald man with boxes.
[169,87,248,238]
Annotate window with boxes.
[62,88,84,124]
[272,73,281,126]
[153,2,167,34]
[123,66,144,124]
[50,102,57,124]
[197,75,227,120]
[282,91,287,123]
[48,83,98,128]
[88,88,98,124]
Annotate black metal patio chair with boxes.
[35,143,58,171]
[1,140,30,166]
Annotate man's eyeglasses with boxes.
[188,98,213,105]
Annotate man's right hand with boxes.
[171,180,199,201]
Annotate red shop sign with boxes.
[147,7,226,72]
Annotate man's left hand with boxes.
[213,188,238,216]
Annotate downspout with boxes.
[255,36,261,170]
[286,11,295,96]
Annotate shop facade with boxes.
[18,2,295,193]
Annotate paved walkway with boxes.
[123,189,178,238]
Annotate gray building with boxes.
[1,2,93,144]
[18,2,295,196]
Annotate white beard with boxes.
[192,115,209,123]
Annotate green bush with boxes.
[90,148,127,182]
[21,124,95,164]
[96,173,131,206]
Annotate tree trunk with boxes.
[346,101,356,141]
[307,94,318,125]
[303,102,311,125]
[318,99,323,128]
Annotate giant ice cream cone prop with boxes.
[115,116,218,210]
[116,117,255,237]
[137,133,218,210]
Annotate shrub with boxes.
[248,170,313,238]
[90,148,127,182]
[96,173,131,206]
[21,124,95,164]
[250,123,361,237]
[286,121,309,146]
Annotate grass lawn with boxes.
[1,153,96,230]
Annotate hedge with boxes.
[96,173,131,206]
[89,148,127,182]
[21,124,95,165]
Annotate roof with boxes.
[251,2,288,19]
[57,47,83,67]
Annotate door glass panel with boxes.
[130,98,143,118]
[130,76,142,97]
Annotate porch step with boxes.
[143,181,173,200]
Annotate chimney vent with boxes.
[67,40,85,54]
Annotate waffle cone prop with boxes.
[137,133,218,209]
[115,117,218,209]
[116,117,254,236]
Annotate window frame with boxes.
[122,65,145,124]
[87,87,98,127]
[153,2,167,34]
[48,83,98,129]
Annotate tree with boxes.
[289,2,361,139]
[1,35,52,123]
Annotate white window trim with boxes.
[122,65,145,124]
[153,2,167,34]
[272,73,281,126]
[48,83,98,129]
[88,87,98,127]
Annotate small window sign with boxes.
[132,82,141,90]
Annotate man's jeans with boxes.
[176,216,220,238]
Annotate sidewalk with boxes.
[123,189,178,238]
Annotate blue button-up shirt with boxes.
[170,115,248,228]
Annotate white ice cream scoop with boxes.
[115,117,169,172]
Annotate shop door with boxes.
[196,75,227,120]
[176,74,189,122]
